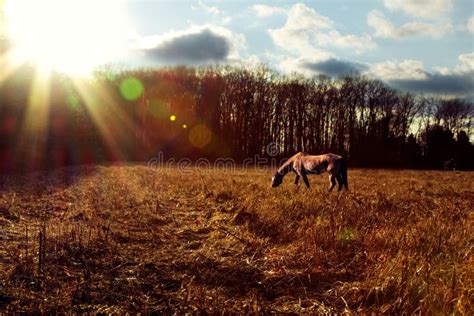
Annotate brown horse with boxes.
[271,152,348,191]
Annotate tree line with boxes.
[0,64,472,171]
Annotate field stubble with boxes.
[0,165,472,314]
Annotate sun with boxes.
[3,0,129,76]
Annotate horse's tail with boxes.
[340,158,349,190]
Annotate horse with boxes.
[271,152,348,191]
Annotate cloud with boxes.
[369,60,428,80]
[368,10,452,39]
[454,53,474,73]
[301,58,368,77]
[137,26,244,64]
[383,0,453,19]
[232,54,262,69]
[274,52,473,98]
[316,31,375,52]
[221,15,232,25]
[388,73,473,96]
[192,0,220,15]
[369,54,474,97]
[269,3,375,57]
[251,4,286,17]
[468,16,474,33]
[279,57,368,77]
[191,1,231,25]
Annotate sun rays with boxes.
[3,0,129,77]
[15,65,52,168]
[0,0,140,167]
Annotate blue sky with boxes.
[3,0,473,98]
[121,0,474,98]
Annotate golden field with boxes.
[0,165,473,314]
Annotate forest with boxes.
[0,64,473,171]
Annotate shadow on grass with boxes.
[0,165,98,193]
[173,254,359,303]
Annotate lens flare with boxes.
[120,77,144,101]
[188,124,212,148]
[149,99,168,118]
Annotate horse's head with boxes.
[271,171,283,187]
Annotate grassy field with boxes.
[0,165,473,314]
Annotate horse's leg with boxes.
[328,174,336,192]
[301,172,311,188]
[294,175,300,186]
[336,174,343,191]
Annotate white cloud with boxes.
[369,54,474,80]
[368,10,452,39]
[433,66,451,75]
[192,0,220,15]
[467,16,474,33]
[190,1,233,27]
[231,54,262,69]
[272,52,474,97]
[274,3,333,31]
[368,54,474,97]
[269,3,374,57]
[221,15,232,25]
[383,0,453,19]
[277,56,325,77]
[316,31,374,53]
[251,4,286,17]
[369,59,428,80]
[455,52,474,73]
[278,56,320,76]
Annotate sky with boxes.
[2,0,474,99]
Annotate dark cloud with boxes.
[388,72,474,96]
[144,29,231,63]
[301,58,369,77]
[300,58,474,99]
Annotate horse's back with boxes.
[305,153,344,172]
[302,153,342,162]
[325,153,343,160]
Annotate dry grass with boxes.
[0,165,473,314]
